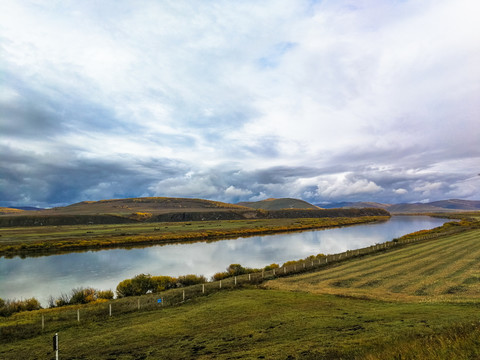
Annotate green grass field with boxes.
[266,228,480,302]
[2,225,480,359]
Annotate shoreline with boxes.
[0,216,390,258]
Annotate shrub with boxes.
[227,264,247,276]
[152,276,177,291]
[97,290,114,300]
[70,288,96,305]
[0,297,42,317]
[55,293,70,307]
[116,274,156,298]
[212,272,230,281]
[177,274,207,287]
[264,263,279,271]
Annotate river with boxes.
[0,216,448,305]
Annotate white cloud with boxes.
[224,186,252,197]
[1,0,479,206]
[316,174,383,199]
[413,182,443,195]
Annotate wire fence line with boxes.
[0,227,466,341]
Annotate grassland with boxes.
[0,216,388,257]
[2,220,480,359]
[266,225,480,302]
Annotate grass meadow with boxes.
[1,221,480,359]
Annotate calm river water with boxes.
[0,216,448,305]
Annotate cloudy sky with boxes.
[1,0,479,208]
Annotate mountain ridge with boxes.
[319,199,480,213]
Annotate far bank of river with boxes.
[0,216,449,305]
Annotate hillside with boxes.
[3,197,250,216]
[0,207,25,215]
[319,199,480,214]
[237,198,320,210]
[0,197,390,227]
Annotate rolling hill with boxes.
[319,199,480,214]
[0,196,388,227]
[237,198,320,210]
[5,197,250,216]
[0,207,25,215]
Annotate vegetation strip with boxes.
[0,216,389,257]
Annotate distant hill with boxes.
[237,198,321,210]
[0,196,391,227]
[26,197,250,216]
[318,199,480,214]
[11,206,45,211]
[428,199,480,210]
[320,202,389,210]
[0,207,25,215]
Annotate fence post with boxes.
[219,280,222,289]
[248,273,251,281]
[77,309,80,322]
[42,315,45,331]
[109,304,112,317]
[183,290,185,302]
[202,283,205,294]
[235,276,237,285]
[138,298,140,310]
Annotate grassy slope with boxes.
[1,289,479,360]
[2,226,480,359]
[266,229,480,302]
[3,197,250,216]
[0,208,25,215]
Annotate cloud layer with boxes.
[1,0,479,207]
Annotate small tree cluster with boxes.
[0,297,41,317]
[116,273,206,298]
[49,288,114,308]
[211,263,279,281]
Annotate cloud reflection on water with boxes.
[0,216,447,305]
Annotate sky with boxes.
[1,0,479,208]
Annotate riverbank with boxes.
[2,222,480,359]
[0,216,389,257]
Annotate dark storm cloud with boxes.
[0,144,186,207]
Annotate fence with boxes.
[0,226,467,341]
